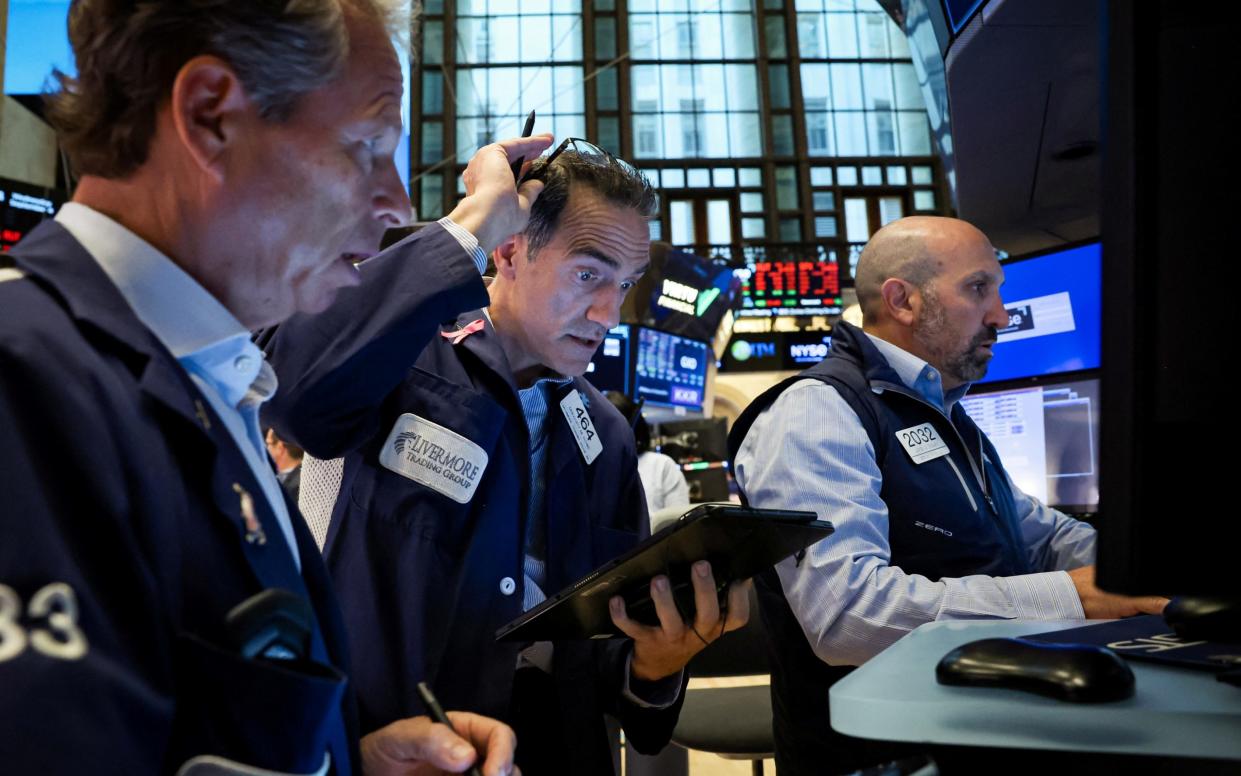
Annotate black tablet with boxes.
[496,503,833,642]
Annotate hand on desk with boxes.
[361,712,520,776]
[1068,565,1169,619]
[609,560,752,682]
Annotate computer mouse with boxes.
[1163,596,1241,642]
[936,637,1134,702]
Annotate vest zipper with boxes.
[942,456,979,512]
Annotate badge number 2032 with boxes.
[0,582,89,663]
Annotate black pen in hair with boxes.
[417,681,485,776]
[510,109,537,182]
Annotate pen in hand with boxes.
[510,109,537,182]
[417,681,485,776]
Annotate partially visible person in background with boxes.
[266,427,305,504]
[606,391,690,518]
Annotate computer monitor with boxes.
[653,417,729,464]
[961,374,1100,515]
[583,325,631,396]
[1095,1,1234,597]
[735,253,844,319]
[979,241,1101,384]
[2,178,60,253]
[632,327,710,410]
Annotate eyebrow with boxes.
[962,270,999,285]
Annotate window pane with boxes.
[729,113,764,157]
[671,200,694,245]
[810,166,833,185]
[423,21,443,65]
[805,111,832,155]
[837,166,858,185]
[663,168,686,187]
[911,165,933,184]
[813,191,836,210]
[857,13,891,58]
[713,168,737,187]
[893,63,923,109]
[796,14,825,58]
[867,110,897,155]
[769,65,791,110]
[722,13,757,58]
[863,64,894,112]
[739,167,762,186]
[914,190,936,210]
[886,165,908,185]
[834,112,866,155]
[595,17,617,60]
[741,192,764,212]
[420,175,443,219]
[422,72,443,114]
[776,166,799,209]
[597,68,618,111]
[879,195,904,225]
[772,115,796,155]
[830,64,863,109]
[779,217,801,241]
[421,121,443,164]
[826,14,859,58]
[596,116,620,152]
[898,112,931,155]
[815,215,838,237]
[688,168,712,187]
[765,15,788,58]
[844,197,869,242]
[742,217,766,238]
[707,200,733,244]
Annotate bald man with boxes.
[728,217,1166,775]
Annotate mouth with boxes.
[567,334,603,352]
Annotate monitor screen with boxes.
[735,258,843,318]
[633,327,710,409]
[654,417,729,463]
[979,241,1101,384]
[583,325,631,396]
[1,179,61,252]
[644,248,741,342]
[960,375,1099,514]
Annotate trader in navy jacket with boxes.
[0,1,546,774]
[265,144,750,773]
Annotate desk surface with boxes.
[829,620,1241,760]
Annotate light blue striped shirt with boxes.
[733,331,1096,666]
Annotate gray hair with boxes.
[46,0,404,179]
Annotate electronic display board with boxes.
[1,179,60,253]
[736,260,843,317]
[979,241,1101,384]
[584,325,631,396]
[633,326,710,409]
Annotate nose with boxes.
[984,289,1008,329]
[586,287,622,332]
[373,159,412,228]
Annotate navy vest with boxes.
[727,321,1031,775]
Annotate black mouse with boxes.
[936,637,1134,702]
[1163,596,1241,642]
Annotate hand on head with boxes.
[449,134,555,256]
[361,712,520,776]
[609,561,752,682]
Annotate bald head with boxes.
[855,216,993,326]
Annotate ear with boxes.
[879,277,920,327]
[491,233,525,280]
[168,56,254,182]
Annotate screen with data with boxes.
[633,327,710,409]
[584,325,631,396]
[980,242,1101,384]
[960,375,1100,513]
[736,259,843,317]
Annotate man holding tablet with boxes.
[266,139,749,773]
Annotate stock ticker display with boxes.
[738,260,842,316]
[633,326,710,409]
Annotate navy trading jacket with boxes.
[0,220,463,773]
[264,245,686,774]
[727,321,1031,776]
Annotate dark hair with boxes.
[45,0,397,179]
[522,151,658,259]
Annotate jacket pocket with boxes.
[168,633,345,775]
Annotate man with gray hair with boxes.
[0,1,544,773]
[728,216,1166,774]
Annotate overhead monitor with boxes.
[584,325,631,396]
[633,326,710,410]
[735,258,843,318]
[960,374,1099,515]
[980,241,1101,384]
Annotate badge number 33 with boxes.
[0,583,89,663]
